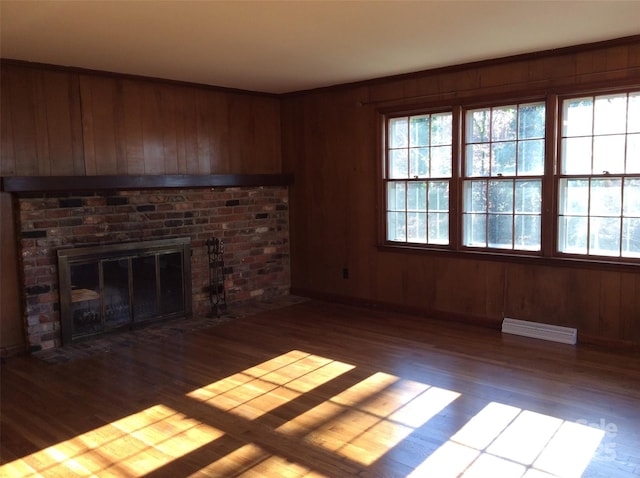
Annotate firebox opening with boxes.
[58,237,192,344]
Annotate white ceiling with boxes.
[1,1,639,94]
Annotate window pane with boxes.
[594,94,627,135]
[627,133,640,173]
[623,178,640,216]
[389,149,409,178]
[387,182,406,210]
[431,146,452,177]
[407,182,427,211]
[410,115,430,147]
[519,103,545,139]
[387,212,406,241]
[590,217,621,256]
[622,218,640,257]
[629,93,640,133]
[488,180,513,214]
[431,113,452,146]
[517,139,544,175]
[464,181,487,213]
[559,178,588,215]
[463,213,486,246]
[558,216,588,254]
[515,180,542,213]
[590,178,622,217]
[563,97,593,137]
[488,214,513,249]
[593,135,625,174]
[428,181,449,211]
[428,213,449,244]
[514,215,541,250]
[562,137,592,174]
[492,106,517,141]
[468,109,490,143]
[466,144,490,176]
[410,148,429,178]
[407,212,427,243]
[389,117,408,148]
[491,141,517,176]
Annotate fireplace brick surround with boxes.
[16,186,290,351]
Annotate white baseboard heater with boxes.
[502,318,577,345]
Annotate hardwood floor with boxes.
[1,298,639,477]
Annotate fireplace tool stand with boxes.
[206,237,227,317]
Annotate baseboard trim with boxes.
[289,288,639,351]
[578,333,638,351]
[1,343,27,358]
[289,287,502,330]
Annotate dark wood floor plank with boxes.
[1,299,639,477]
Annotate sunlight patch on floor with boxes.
[409,401,605,478]
[187,350,356,420]
[276,371,460,467]
[0,404,224,477]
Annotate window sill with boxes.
[377,243,640,273]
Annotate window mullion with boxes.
[619,177,625,256]
[586,177,592,254]
[451,106,461,250]
[542,94,558,257]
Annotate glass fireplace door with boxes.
[69,262,101,338]
[102,259,132,330]
[58,237,192,344]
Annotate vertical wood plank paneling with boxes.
[111,79,128,174]
[597,272,622,336]
[43,70,84,175]
[76,72,281,176]
[32,71,52,175]
[172,85,189,174]
[229,95,253,173]
[179,87,199,174]
[0,67,16,176]
[3,65,39,175]
[0,192,24,355]
[159,84,179,174]
[194,89,215,174]
[620,272,640,344]
[504,264,572,326]
[80,75,119,175]
[140,82,165,174]
[121,79,145,175]
[570,269,605,337]
[281,98,307,286]
[251,97,282,174]
[79,76,97,175]
[1,64,83,176]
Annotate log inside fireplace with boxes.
[57,237,192,344]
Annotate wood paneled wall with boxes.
[1,62,282,176]
[282,39,640,347]
[0,61,282,353]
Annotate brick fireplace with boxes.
[15,185,290,351]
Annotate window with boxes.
[381,86,640,265]
[385,112,452,245]
[558,92,640,258]
[462,102,545,250]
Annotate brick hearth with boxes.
[17,186,290,351]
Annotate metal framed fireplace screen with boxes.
[57,237,192,344]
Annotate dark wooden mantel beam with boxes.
[1,174,293,193]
